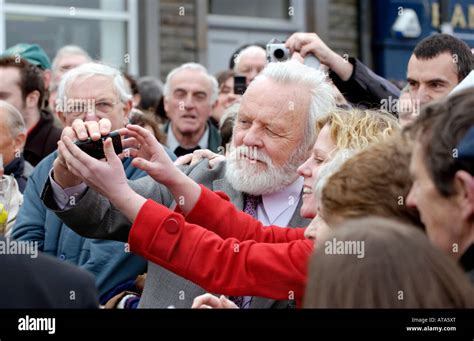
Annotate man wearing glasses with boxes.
[11,63,175,305]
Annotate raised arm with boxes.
[183,185,306,242]
[286,32,400,111]
[129,199,312,303]
[49,123,306,244]
[41,119,174,242]
[122,125,306,243]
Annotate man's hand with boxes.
[54,118,112,189]
[174,149,226,168]
[59,132,148,221]
[59,134,129,202]
[191,294,239,309]
[285,32,354,81]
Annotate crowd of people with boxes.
[0,31,473,309]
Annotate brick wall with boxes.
[328,0,359,59]
[155,0,360,79]
[159,0,199,79]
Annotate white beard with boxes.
[225,145,305,195]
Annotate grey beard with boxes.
[224,148,307,195]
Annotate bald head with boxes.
[234,45,266,85]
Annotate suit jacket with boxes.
[41,160,310,308]
[0,237,98,308]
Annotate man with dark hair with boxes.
[0,56,61,166]
[407,34,473,106]
[407,88,474,282]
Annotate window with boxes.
[5,0,125,10]
[1,0,138,74]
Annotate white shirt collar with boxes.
[166,123,209,152]
[258,176,304,225]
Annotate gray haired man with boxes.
[41,60,336,308]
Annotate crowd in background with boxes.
[0,30,474,309]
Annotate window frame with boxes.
[207,0,306,32]
[0,0,139,74]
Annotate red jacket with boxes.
[129,185,313,307]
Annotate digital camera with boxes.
[266,40,290,63]
[266,38,321,69]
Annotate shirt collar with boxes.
[166,122,209,152]
[261,176,304,223]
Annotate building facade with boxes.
[0,0,359,80]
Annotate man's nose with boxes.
[184,94,195,109]
[242,126,263,148]
[227,93,238,104]
[416,85,431,105]
[84,106,99,121]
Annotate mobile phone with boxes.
[74,131,123,160]
[233,76,247,95]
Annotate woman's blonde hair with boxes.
[321,135,423,228]
[316,108,400,153]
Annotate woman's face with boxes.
[304,212,331,243]
[304,204,344,245]
[297,124,337,219]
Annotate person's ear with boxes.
[133,93,141,108]
[122,99,132,118]
[163,96,170,116]
[453,170,474,220]
[13,132,27,155]
[211,99,218,110]
[25,90,40,110]
[57,111,68,126]
[42,69,52,90]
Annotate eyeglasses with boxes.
[62,99,121,118]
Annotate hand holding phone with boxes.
[74,131,123,159]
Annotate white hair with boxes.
[251,60,336,151]
[0,100,26,137]
[52,45,92,72]
[163,63,218,104]
[57,62,132,108]
[233,45,266,72]
[314,149,357,201]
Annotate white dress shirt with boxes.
[256,176,303,226]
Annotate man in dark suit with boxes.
[0,237,98,308]
[41,60,336,308]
